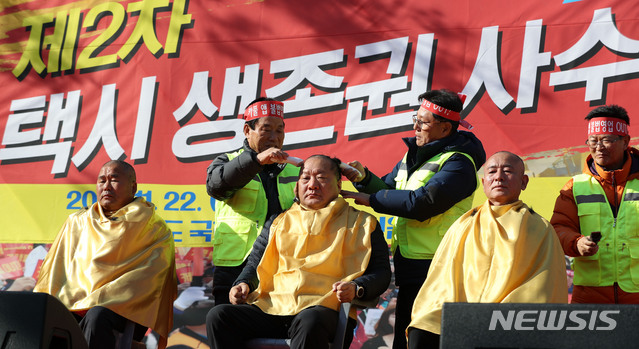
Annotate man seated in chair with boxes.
[206,155,391,349]
[407,152,568,348]
[35,160,177,349]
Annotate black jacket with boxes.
[354,130,486,221]
[235,210,392,302]
[206,139,289,220]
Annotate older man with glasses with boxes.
[341,89,485,348]
[552,104,639,304]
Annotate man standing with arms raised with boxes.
[342,89,485,348]
[206,97,300,305]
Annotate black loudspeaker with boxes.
[441,302,639,349]
[0,292,88,349]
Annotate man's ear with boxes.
[623,135,631,149]
[441,121,453,137]
[294,183,299,202]
[521,174,529,191]
[131,181,138,196]
[243,123,251,138]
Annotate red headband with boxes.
[588,117,629,136]
[420,99,460,121]
[420,93,473,129]
[243,100,284,121]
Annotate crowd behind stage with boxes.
[0,243,574,348]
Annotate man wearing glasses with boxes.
[551,104,639,304]
[341,89,485,348]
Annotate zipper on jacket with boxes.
[612,173,619,218]
[609,172,619,283]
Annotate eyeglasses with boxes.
[585,136,621,148]
[412,114,440,129]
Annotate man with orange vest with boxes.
[551,105,639,304]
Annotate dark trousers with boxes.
[393,283,422,349]
[407,327,440,349]
[393,250,432,349]
[206,304,355,349]
[73,306,147,349]
[213,262,246,306]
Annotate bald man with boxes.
[35,160,177,349]
[407,152,568,348]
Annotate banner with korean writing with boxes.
[0,0,637,245]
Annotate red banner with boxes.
[1,0,638,243]
[0,256,23,279]
[176,258,193,284]
[1,0,637,182]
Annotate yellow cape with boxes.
[410,200,568,334]
[34,197,177,348]
[250,197,376,317]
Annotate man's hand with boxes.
[177,282,191,291]
[577,236,599,256]
[340,190,371,207]
[341,161,366,182]
[256,148,289,165]
[7,276,36,291]
[229,283,250,304]
[332,281,356,303]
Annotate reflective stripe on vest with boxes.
[392,151,476,259]
[213,149,299,266]
[572,173,639,291]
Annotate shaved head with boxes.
[482,151,529,206]
[102,160,136,182]
[492,151,525,175]
[97,161,138,213]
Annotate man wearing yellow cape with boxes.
[206,155,391,349]
[408,152,568,348]
[34,161,177,349]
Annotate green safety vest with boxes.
[213,149,299,267]
[392,151,476,259]
[572,173,639,291]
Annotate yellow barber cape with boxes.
[410,200,568,335]
[34,197,177,348]
[250,197,376,317]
